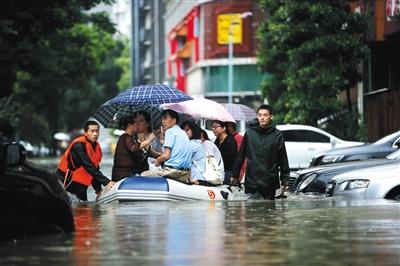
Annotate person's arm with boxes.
[138,133,156,149]
[154,147,171,166]
[277,133,290,190]
[71,143,111,187]
[231,133,247,183]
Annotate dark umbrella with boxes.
[93,101,162,129]
[110,84,192,105]
[93,84,192,129]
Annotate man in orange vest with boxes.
[57,120,114,201]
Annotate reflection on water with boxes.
[0,199,399,265]
[1,157,398,265]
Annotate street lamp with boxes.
[228,11,253,104]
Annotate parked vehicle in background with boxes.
[310,130,400,167]
[289,149,400,195]
[275,124,363,170]
[326,163,400,201]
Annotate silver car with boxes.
[326,162,400,200]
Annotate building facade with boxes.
[363,0,400,141]
[131,0,166,85]
[164,0,267,108]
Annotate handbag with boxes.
[193,152,224,185]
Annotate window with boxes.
[297,130,330,143]
[282,130,330,143]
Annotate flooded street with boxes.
[0,157,399,265]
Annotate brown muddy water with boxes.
[0,157,399,265]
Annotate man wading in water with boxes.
[230,104,290,200]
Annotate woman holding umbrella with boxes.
[135,110,163,170]
[111,116,156,182]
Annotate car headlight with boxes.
[298,173,317,191]
[338,179,370,191]
[321,155,345,164]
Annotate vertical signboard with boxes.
[217,13,243,45]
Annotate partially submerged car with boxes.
[289,149,400,195]
[326,163,400,201]
[0,143,74,238]
[276,124,363,170]
[310,130,400,166]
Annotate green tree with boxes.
[0,0,124,148]
[115,38,131,91]
[258,0,369,139]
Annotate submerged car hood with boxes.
[332,162,400,182]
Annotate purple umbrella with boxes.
[221,103,256,121]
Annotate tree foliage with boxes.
[258,0,369,138]
[0,0,124,146]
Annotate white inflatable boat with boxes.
[96,176,245,203]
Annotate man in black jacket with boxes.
[231,105,290,200]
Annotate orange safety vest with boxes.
[58,135,102,186]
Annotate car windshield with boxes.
[386,149,400,160]
[374,131,400,145]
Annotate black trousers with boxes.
[66,181,88,201]
[245,186,276,200]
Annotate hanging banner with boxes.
[217,13,243,45]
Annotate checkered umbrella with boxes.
[110,84,192,105]
[93,101,162,129]
[221,103,256,121]
[94,84,192,129]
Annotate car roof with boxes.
[313,130,400,157]
[276,124,339,139]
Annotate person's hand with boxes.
[106,181,115,190]
[148,132,156,142]
[230,177,240,186]
[154,158,161,167]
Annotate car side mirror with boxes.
[331,138,338,148]
[4,143,26,167]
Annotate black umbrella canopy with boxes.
[93,101,162,129]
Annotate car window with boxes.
[282,130,330,143]
[281,130,298,142]
[296,130,330,143]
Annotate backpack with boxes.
[202,152,224,185]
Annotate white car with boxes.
[276,124,363,170]
[326,162,400,201]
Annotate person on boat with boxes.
[230,104,290,200]
[135,110,163,170]
[141,109,192,183]
[111,116,156,182]
[226,121,246,182]
[199,129,224,170]
[56,120,115,201]
[180,120,209,185]
[211,120,237,184]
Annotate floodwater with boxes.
[0,157,399,265]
